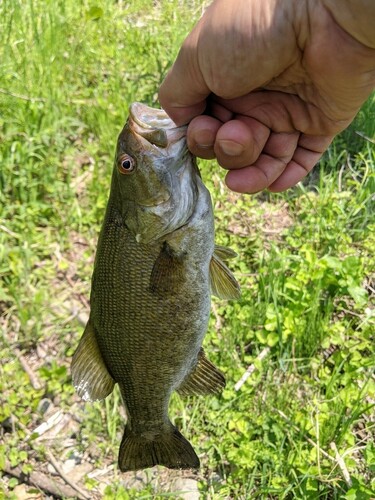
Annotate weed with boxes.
[0,0,374,498]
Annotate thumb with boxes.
[158,29,210,126]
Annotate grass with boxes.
[0,0,374,498]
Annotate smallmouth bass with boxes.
[71,103,240,471]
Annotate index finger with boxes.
[158,30,210,126]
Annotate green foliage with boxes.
[0,0,374,498]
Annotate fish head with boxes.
[113,102,200,243]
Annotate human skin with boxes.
[159,0,375,193]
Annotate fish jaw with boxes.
[122,158,200,245]
[128,102,188,156]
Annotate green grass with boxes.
[0,1,374,498]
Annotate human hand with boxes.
[159,0,375,193]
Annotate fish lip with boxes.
[130,102,175,130]
[129,102,187,149]
[126,119,189,169]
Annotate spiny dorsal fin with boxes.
[210,250,241,300]
[71,320,115,402]
[150,242,185,295]
[177,348,226,396]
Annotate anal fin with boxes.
[71,320,115,402]
[177,348,225,396]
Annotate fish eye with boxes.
[118,154,135,174]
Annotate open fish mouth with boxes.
[129,102,187,151]
[130,102,175,130]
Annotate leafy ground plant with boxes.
[0,0,374,498]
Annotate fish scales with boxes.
[93,200,212,423]
[71,102,240,471]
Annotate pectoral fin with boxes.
[150,242,185,295]
[177,348,225,396]
[210,249,241,299]
[71,320,115,402]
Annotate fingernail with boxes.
[219,140,244,156]
[194,130,214,149]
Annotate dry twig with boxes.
[0,223,20,238]
[46,450,91,500]
[234,347,270,391]
[355,131,375,144]
[3,461,89,500]
[276,409,335,462]
[330,442,353,488]
[2,327,42,390]
[32,410,64,438]
[13,347,43,390]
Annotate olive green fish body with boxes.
[71,103,240,472]
[93,184,213,419]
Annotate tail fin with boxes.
[118,423,200,472]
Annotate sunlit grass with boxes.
[0,0,374,498]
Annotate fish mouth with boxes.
[129,102,187,151]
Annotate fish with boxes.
[71,102,240,472]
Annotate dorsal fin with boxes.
[214,245,238,261]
